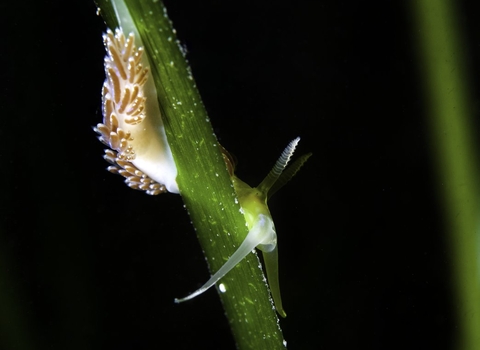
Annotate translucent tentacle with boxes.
[268,152,312,199]
[262,248,286,318]
[174,215,271,303]
[257,137,300,196]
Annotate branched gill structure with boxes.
[95,29,172,195]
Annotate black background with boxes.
[2,1,480,349]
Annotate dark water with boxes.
[1,0,480,349]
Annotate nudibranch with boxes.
[95,0,312,319]
[94,0,178,194]
[175,137,312,318]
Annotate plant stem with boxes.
[410,1,480,348]
[94,0,286,348]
